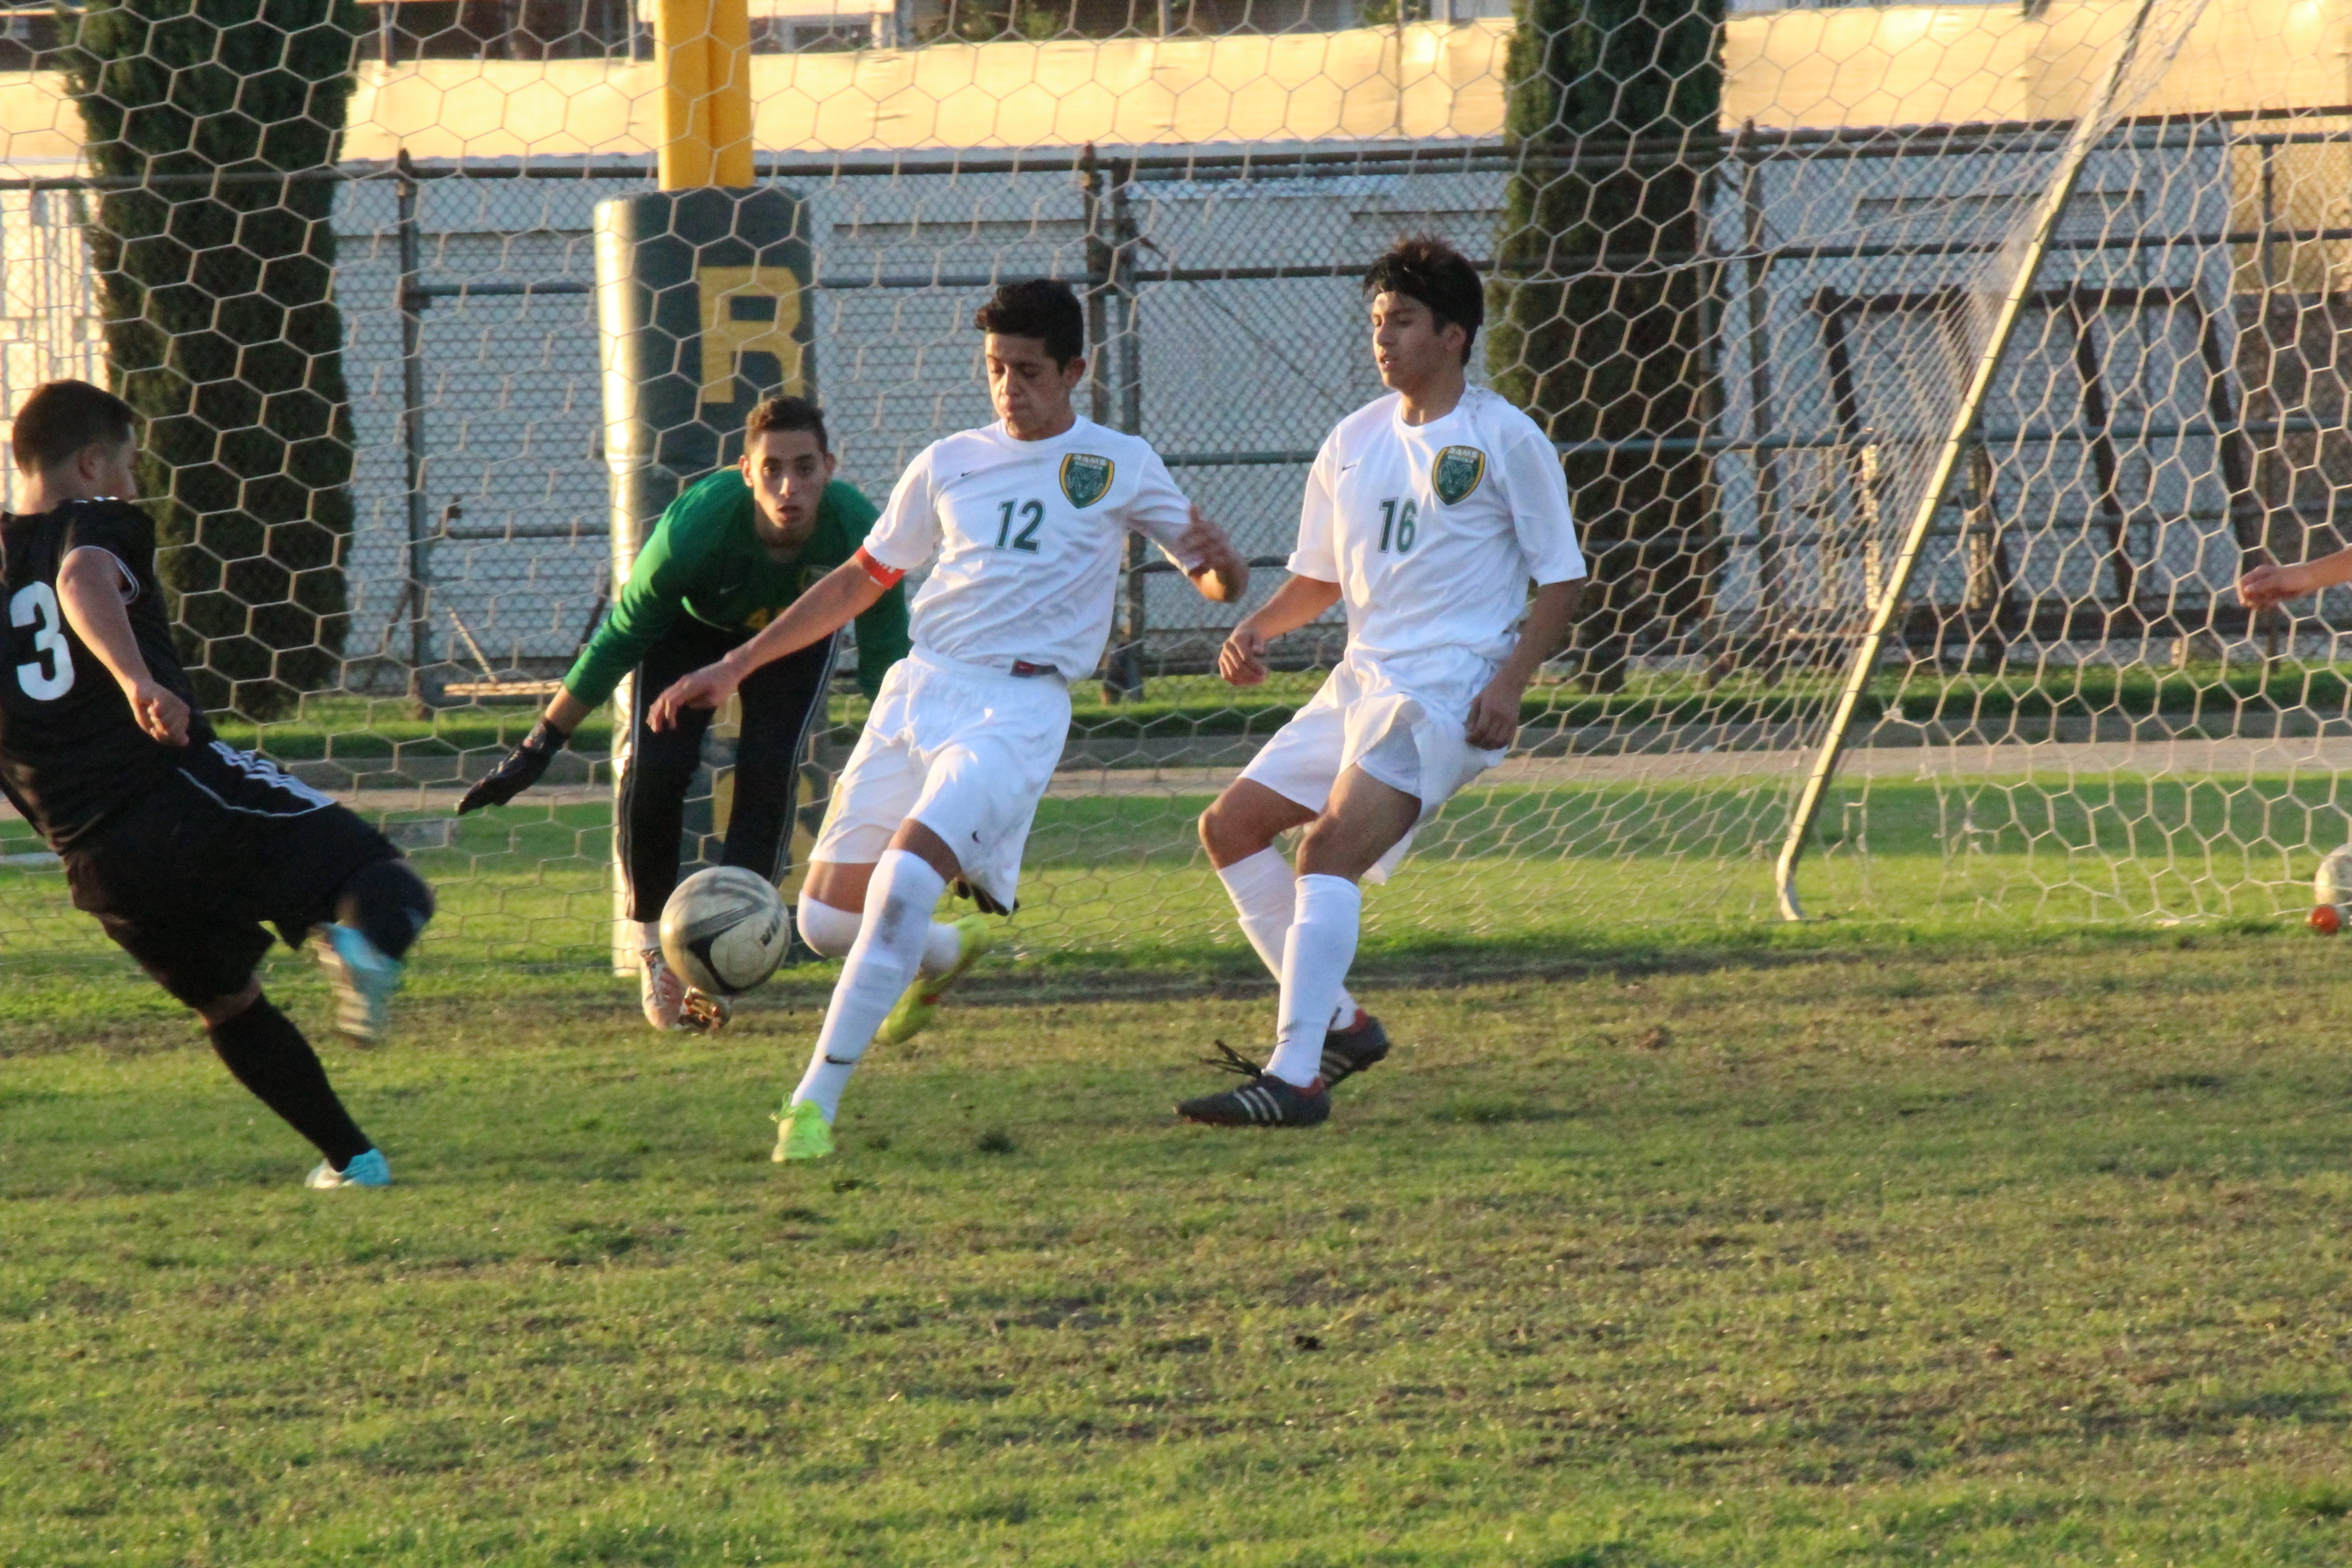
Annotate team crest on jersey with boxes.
[1059,453,1115,508]
[1432,445,1486,505]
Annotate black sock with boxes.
[208,995,373,1169]
[336,858,435,961]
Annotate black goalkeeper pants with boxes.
[617,617,838,926]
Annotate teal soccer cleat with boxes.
[305,1148,392,1189]
[315,924,406,1044]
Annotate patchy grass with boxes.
[8,927,2352,1563]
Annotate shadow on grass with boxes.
[941,911,2296,1009]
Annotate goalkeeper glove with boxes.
[457,718,568,813]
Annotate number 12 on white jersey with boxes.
[993,499,1044,554]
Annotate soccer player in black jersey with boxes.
[0,380,434,1190]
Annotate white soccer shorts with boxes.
[808,646,1070,911]
[1237,645,1504,882]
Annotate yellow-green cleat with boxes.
[875,915,994,1046]
[772,1098,834,1163]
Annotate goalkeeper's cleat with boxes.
[772,1098,834,1162]
[640,948,685,1031]
[875,914,994,1046]
[314,923,405,1045]
[305,1148,392,1189]
[1196,1010,1392,1092]
[1177,1071,1330,1128]
[679,988,734,1034]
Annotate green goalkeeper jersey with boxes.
[563,471,911,708]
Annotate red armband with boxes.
[853,546,906,589]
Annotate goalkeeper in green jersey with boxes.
[461,396,910,1031]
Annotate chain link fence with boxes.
[16,0,2352,971]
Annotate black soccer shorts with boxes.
[63,739,401,1007]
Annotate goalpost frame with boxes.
[1770,0,2171,922]
[605,0,760,971]
[653,0,756,192]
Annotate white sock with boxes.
[1264,873,1362,1087]
[799,894,961,976]
[635,920,662,953]
[797,898,862,960]
[1217,848,1358,1032]
[789,850,947,1121]
[918,920,963,979]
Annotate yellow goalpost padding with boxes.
[655,0,755,190]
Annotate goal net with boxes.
[3,0,2334,998]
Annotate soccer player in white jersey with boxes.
[1178,235,1588,1129]
[649,279,1249,1161]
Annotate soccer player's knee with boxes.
[1295,814,1368,877]
[798,897,862,959]
[624,736,701,795]
[337,858,435,960]
[1199,795,1255,862]
[194,977,264,1027]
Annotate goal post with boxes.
[653,0,757,192]
[592,0,777,972]
[1771,0,2185,921]
[594,188,812,971]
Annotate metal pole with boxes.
[1105,165,1147,702]
[1080,146,1111,428]
[2259,139,2278,298]
[1738,121,1783,677]
[2254,140,2284,663]
[1772,0,2168,921]
[395,147,435,708]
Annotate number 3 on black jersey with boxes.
[993,499,1044,553]
[10,581,74,701]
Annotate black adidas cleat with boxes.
[1196,1012,1392,1093]
[1177,1067,1331,1127]
[1320,1011,1390,1088]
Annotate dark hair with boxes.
[972,279,1085,366]
[745,393,828,454]
[1364,235,1484,362]
[13,380,136,474]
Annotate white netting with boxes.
[11,0,2352,988]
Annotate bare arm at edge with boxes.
[1465,576,1586,751]
[1216,574,1343,687]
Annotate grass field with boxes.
[10,916,2352,1565]
[5,761,2338,1003]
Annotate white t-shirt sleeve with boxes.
[1286,432,1343,583]
[1495,420,1585,585]
[1123,446,1202,570]
[862,446,942,573]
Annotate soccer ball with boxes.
[660,867,792,995]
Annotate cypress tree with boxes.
[69,0,363,719]
[1488,0,1722,690]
